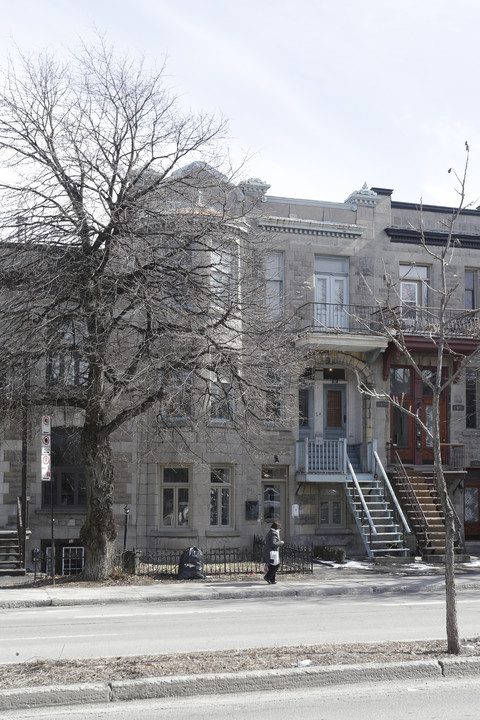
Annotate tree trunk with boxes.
[432,399,460,654]
[80,425,117,580]
[444,505,460,653]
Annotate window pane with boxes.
[392,407,409,447]
[211,467,230,484]
[332,501,341,524]
[264,483,281,521]
[466,370,477,429]
[320,502,329,524]
[465,270,475,310]
[390,368,411,395]
[60,473,75,505]
[221,487,230,525]
[178,488,189,526]
[210,487,218,525]
[163,488,174,525]
[164,467,188,483]
[422,370,436,396]
[266,251,284,317]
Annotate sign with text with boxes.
[41,450,51,480]
[41,416,51,480]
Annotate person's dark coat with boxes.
[262,527,282,564]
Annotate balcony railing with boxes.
[296,438,347,474]
[296,303,480,339]
[295,303,382,335]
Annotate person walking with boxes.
[263,521,284,584]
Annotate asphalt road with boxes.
[2,588,480,664]
[5,676,480,720]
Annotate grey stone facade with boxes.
[3,180,480,566]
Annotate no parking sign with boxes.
[41,416,51,481]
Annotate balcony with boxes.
[295,303,480,353]
[294,302,389,353]
[381,306,480,339]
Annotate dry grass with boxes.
[2,639,480,689]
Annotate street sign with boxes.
[41,416,52,480]
[41,450,51,480]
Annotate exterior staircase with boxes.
[345,463,409,559]
[392,467,463,558]
[0,530,25,576]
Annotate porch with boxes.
[295,438,410,559]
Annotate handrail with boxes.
[346,460,377,537]
[16,497,24,567]
[392,451,430,546]
[374,451,411,533]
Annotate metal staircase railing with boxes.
[374,450,411,536]
[346,452,409,558]
[391,451,431,551]
[345,460,377,558]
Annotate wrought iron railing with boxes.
[115,540,313,578]
[295,302,480,339]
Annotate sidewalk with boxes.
[1,558,480,609]
[1,559,480,712]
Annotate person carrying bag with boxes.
[262,521,284,584]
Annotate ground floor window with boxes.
[161,467,190,527]
[319,488,344,527]
[210,467,232,527]
[42,427,86,508]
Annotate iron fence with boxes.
[118,538,313,577]
[29,539,313,579]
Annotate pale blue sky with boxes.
[2,0,480,206]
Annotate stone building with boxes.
[2,177,480,573]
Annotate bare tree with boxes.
[0,41,299,580]
[358,146,479,653]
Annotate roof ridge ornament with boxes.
[238,178,271,201]
[345,183,378,209]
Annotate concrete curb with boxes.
[3,658,479,711]
[5,578,480,610]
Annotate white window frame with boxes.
[161,466,190,528]
[210,466,233,527]
[266,251,284,318]
[210,373,234,422]
[319,489,344,528]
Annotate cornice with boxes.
[258,216,365,239]
[385,226,480,249]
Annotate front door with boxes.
[323,385,346,440]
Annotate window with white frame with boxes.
[265,369,282,421]
[210,467,232,527]
[465,269,478,310]
[161,371,192,421]
[319,488,344,527]
[161,467,190,527]
[399,264,429,318]
[210,372,233,421]
[266,251,284,317]
[47,322,88,387]
[211,248,236,309]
